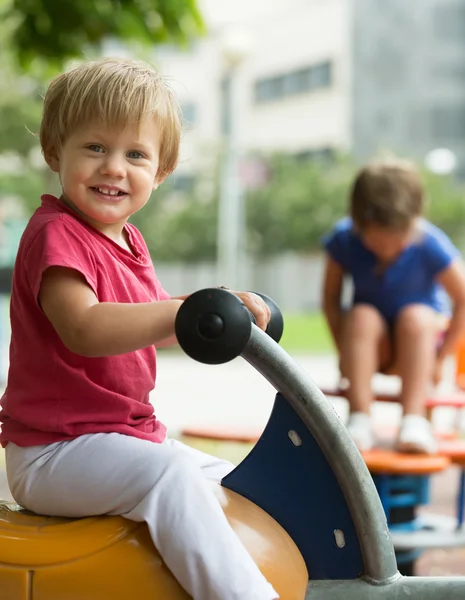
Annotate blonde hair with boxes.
[40,57,182,178]
[350,158,425,231]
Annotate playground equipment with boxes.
[176,288,465,598]
[0,482,306,599]
[0,287,465,598]
[361,449,451,575]
[318,386,465,573]
[321,386,465,435]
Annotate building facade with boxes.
[154,0,465,181]
[157,0,352,186]
[352,0,465,177]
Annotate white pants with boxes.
[6,433,278,600]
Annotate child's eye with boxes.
[127,150,144,159]
[87,144,104,153]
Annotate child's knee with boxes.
[346,304,386,337]
[395,304,438,338]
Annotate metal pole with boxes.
[217,66,244,289]
[307,577,465,600]
[241,325,399,583]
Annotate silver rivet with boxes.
[288,430,302,446]
[334,529,346,548]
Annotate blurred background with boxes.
[0,0,465,576]
[1,0,465,355]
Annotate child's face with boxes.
[360,223,415,262]
[47,118,162,236]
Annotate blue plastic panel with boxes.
[222,393,364,579]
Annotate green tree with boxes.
[422,169,465,248]
[3,0,204,68]
[246,153,354,256]
[130,179,218,262]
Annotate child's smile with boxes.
[90,185,129,202]
[47,119,162,241]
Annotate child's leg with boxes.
[6,433,278,600]
[393,304,440,415]
[393,304,441,453]
[339,304,392,451]
[340,304,392,414]
[165,438,234,481]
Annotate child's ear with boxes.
[44,148,60,173]
[153,172,168,190]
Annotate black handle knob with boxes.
[175,288,252,364]
[175,288,284,364]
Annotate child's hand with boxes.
[232,291,271,331]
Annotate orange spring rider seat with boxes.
[0,481,307,600]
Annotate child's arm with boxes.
[40,268,271,357]
[321,255,345,353]
[436,259,465,360]
[39,266,183,357]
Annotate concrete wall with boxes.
[155,252,327,312]
[155,252,351,312]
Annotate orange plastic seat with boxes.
[321,386,465,409]
[424,394,465,409]
[181,426,262,443]
[182,390,465,446]
[0,483,308,600]
[361,449,451,475]
[437,439,465,467]
[456,337,465,390]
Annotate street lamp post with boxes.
[216,31,250,289]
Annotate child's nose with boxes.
[100,154,126,178]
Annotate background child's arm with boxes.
[39,266,183,357]
[436,259,465,361]
[321,255,345,353]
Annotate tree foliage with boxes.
[422,169,465,244]
[3,0,204,68]
[246,154,353,255]
[130,180,218,263]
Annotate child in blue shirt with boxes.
[322,159,465,453]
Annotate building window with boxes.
[309,62,331,88]
[255,76,286,103]
[254,61,332,104]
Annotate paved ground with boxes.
[0,350,464,576]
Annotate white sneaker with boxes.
[396,415,438,454]
[346,412,374,452]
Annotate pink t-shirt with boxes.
[0,195,170,447]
